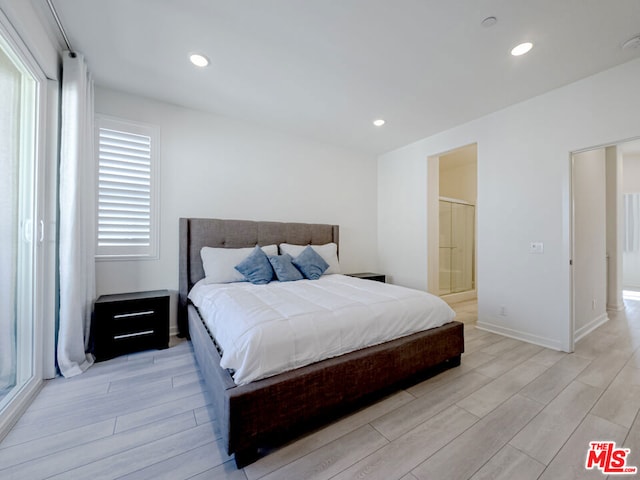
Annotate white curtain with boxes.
[57,52,96,377]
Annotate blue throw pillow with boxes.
[268,254,304,282]
[292,246,329,280]
[234,246,274,285]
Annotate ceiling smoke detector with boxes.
[622,35,640,50]
[481,16,497,28]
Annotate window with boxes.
[96,116,159,259]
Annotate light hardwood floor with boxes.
[2,298,640,479]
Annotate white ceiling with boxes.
[49,0,640,155]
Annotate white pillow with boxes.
[200,245,278,284]
[279,243,340,275]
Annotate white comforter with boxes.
[188,274,455,385]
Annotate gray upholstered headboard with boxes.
[178,218,339,336]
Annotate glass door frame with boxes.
[439,196,476,296]
[0,8,51,440]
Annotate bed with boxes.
[178,218,464,467]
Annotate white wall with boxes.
[440,163,477,204]
[378,57,640,352]
[623,154,640,192]
[573,149,608,339]
[439,147,477,204]
[94,87,379,333]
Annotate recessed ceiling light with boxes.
[189,53,210,67]
[373,119,385,127]
[511,42,533,56]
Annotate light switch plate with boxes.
[530,242,544,254]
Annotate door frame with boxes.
[569,138,634,350]
[427,142,478,301]
[0,9,51,441]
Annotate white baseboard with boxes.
[475,319,565,351]
[574,313,609,343]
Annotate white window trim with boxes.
[95,115,160,261]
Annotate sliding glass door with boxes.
[0,16,45,433]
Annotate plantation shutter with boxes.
[96,117,158,258]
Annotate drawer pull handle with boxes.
[113,310,155,319]
[113,330,155,340]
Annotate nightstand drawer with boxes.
[111,311,158,337]
[94,290,170,361]
[107,299,163,329]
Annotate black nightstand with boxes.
[93,290,170,361]
[346,272,386,283]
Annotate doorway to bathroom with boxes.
[439,198,475,296]
[427,144,477,321]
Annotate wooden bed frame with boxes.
[178,218,464,467]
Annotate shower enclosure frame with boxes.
[439,196,476,300]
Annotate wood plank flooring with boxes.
[2,297,640,479]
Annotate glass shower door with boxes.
[439,199,475,295]
[439,201,453,295]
